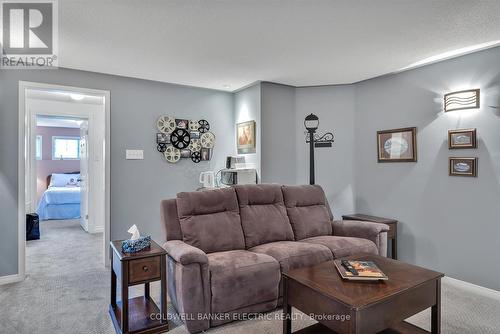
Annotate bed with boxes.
[36,172,81,221]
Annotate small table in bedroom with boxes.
[109,240,169,334]
[282,254,444,334]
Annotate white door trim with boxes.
[0,274,24,285]
[13,81,111,284]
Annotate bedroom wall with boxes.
[0,68,234,277]
[35,126,81,203]
[354,46,500,290]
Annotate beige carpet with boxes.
[1,219,499,334]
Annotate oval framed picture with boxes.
[449,157,477,177]
[377,127,417,162]
[448,128,477,149]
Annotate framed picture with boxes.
[156,133,170,144]
[377,127,417,162]
[180,149,191,159]
[237,120,256,154]
[201,148,212,161]
[449,157,477,177]
[175,119,189,129]
[189,131,200,139]
[448,128,477,149]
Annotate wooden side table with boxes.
[109,240,169,334]
[342,214,398,260]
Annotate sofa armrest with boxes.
[332,220,389,257]
[163,240,208,265]
[164,240,210,333]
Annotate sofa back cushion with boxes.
[176,187,245,253]
[235,184,294,248]
[282,185,332,240]
[160,198,182,241]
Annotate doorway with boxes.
[18,81,111,281]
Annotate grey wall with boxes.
[257,47,500,290]
[354,47,500,290]
[0,68,234,276]
[295,85,357,218]
[261,82,296,184]
[2,47,500,290]
[234,83,261,179]
[258,83,357,219]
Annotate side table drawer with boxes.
[129,256,161,284]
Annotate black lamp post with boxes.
[304,113,319,185]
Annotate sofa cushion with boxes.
[302,235,378,258]
[282,185,332,240]
[177,188,245,253]
[208,250,281,313]
[235,184,295,248]
[249,241,333,273]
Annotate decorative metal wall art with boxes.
[305,132,335,148]
[156,116,215,164]
[303,113,335,185]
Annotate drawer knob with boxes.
[143,266,149,272]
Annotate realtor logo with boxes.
[1,0,58,68]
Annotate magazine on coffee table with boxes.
[334,259,388,281]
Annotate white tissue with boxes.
[127,224,141,240]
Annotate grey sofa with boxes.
[161,184,389,333]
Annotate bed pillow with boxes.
[50,173,80,187]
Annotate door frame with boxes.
[17,81,111,282]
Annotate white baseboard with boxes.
[444,276,500,297]
[0,274,24,286]
[89,226,104,234]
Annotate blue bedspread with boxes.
[37,187,81,220]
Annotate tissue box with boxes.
[122,236,152,253]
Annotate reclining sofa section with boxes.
[161,184,389,333]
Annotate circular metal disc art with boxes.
[189,139,201,152]
[191,151,201,163]
[200,131,215,148]
[156,116,214,164]
[157,116,176,133]
[189,120,200,131]
[170,128,191,149]
[198,119,210,133]
[164,146,181,163]
[157,143,167,153]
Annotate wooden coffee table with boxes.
[282,254,444,334]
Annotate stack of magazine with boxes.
[334,259,388,281]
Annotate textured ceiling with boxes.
[58,0,500,91]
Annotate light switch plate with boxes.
[126,149,144,160]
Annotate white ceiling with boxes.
[58,1,500,91]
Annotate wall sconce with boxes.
[444,89,480,112]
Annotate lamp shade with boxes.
[444,89,480,112]
[304,113,319,131]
